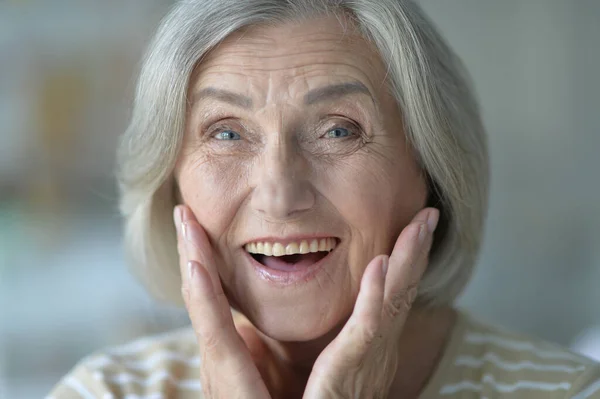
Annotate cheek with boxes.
[323,151,425,231]
[177,154,249,239]
[320,151,426,274]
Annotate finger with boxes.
[173,207,270,398]
[173,205,224,309]
[303,257,388,399]
[321,255,387,367]
[173,206,234,355]
[179,205,226,299]
[184,260,234,354]
[382,208,439,325]
[187,261,271,399]
[174,205,191,296]
[173,204,186,264]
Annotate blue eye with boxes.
[214,130,241,140]
[325,127,351,138]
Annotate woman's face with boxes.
[175,16,427,341]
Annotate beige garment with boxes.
[48,309,600,398]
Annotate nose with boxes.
[250,137,315,220]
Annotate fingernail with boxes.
[173,206,182,231]
[381,255,389,277]
[427,209,440,234]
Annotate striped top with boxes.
[48,309,600,398]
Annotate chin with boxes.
[238,296,350,342]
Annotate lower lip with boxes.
[243,245,337,286]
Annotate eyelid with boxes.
[204,118,244,137]
[320,117,363,136]
[326,114,362,127]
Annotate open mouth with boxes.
[250,252,330,270]
[245,238,338,272]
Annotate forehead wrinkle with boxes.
[206,55,384,97]
[192,21,390,114]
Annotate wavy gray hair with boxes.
[117,0,489,307]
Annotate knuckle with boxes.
[419,244,431,260]
[347,316,379,349]
[360,322,379,346]
[385,284,419,319]
[202,330,222,354]
[383,299,403,319]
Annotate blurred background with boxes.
[0,0,598,397]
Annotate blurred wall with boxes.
[1,1,599,398]
[418,0,600,343]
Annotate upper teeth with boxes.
[245,238,337,257]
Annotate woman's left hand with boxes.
[301,207,439,399]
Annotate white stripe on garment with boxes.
[87,355,117,369]
[65,376,96,399]
[572,379,600,399]
[465,332,586,362]
[123,393,165,399]
[108,329,195,356]
[98,369,202,391]
[124,351,200,370]
[440,380,482,395]
[439,373,572,395]
[87,351,201,371]
[455,352,587,373]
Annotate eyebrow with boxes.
[191,81,375,109]
[192,87,253,109]
[304,82,374,106]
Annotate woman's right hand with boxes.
[174,204,273,399]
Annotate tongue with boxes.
[262,252,326,271]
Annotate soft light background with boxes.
[0,0,598,397]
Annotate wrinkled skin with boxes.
[173,15,450,399]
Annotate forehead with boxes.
[190,16,389,103]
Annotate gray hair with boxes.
[117,0,489,307]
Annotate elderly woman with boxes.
[50,0,600,398]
